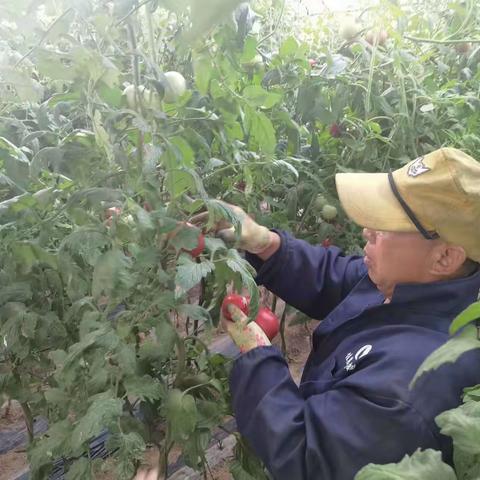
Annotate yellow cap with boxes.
[335,148,480,262]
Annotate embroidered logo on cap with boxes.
[408,156,430,177]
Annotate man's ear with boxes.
[431,244,467,276]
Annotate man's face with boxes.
[362,228,439,297]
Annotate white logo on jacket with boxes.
[345,345,372,371]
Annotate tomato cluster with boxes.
[221,294,280,340]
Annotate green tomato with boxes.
[142,87,161,109]
[340,19,360,41]
[313,194,328,210]
[123,84,140,109]
[163,71,187,103]
[123,84,162,110]
[321,204,338,221]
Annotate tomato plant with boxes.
[0,0,479,478]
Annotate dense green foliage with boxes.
[0,0,479,478]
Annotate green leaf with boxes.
[123,375,165,401]
[139,320,176,362]
[436,401,480,456]
[162,146,195,199]
[30,147,64,179]
[243,86,281,109]
[463,385,480,402]
[62,327,109,370]
[205,200,242,233]
[44,388,70,406]
[279,37,299,57]
[0,282,32,305]
[171,136,195,168]
[13,242,58,272]
[354,448,456,480]
[69,187,124,209]
[410,325,480,388]
[109,432,146,480]
[204,237,228,257]
[183,430,211,469]
[0,137,30,189]
[225,249,259,319]
[21,311,38,339]
[164,389,198,442]
[0,67,44,103]
[184,0,244,43]
[92,249,134,300]
[71,396,123,450]
[29,420,72,476]
[0,174,24,201]
[452,447,480,480]
[175,255,214,296]
[171,224,203,252]
[177,304,212,326]
[193,52,214,95]
[61,229,110,267]
[246,110,276,154]
[449,302,480,335]
[65,458,93,480]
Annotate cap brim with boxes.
[335,172,417,231]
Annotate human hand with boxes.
[190,201,272,254]
[223,304,271,353]
[133,468,158,480]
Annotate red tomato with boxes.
[255,307,280,340]
[329,123,342,138]
[188,232,205,258]
[104,207,122,227]
[180,222,205,258]
[221,294,250,321]
[105,207,122,219]
[235,181,246,192]
[322,237,332,248]
[308,58,317,67]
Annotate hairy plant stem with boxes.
[20,401,34,444]
[173,336,186,387]
[126,20,144,168]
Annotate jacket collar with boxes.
[388,267,480,315]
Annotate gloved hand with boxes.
[190,201,272,254]
[133,468,158,480]
[223,304,271,353]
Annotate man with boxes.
[136,148,480,479]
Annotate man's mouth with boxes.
[364,255,372,268]
[363,245,373,268]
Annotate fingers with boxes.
[189,211,233,234]
[227,304,249,325]
[146,469,159,480]
[217,226,236,244]
[133,470,146,480]
[189,211,209,227]
[133,469,159,480]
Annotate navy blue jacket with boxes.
[230,230,480,480]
